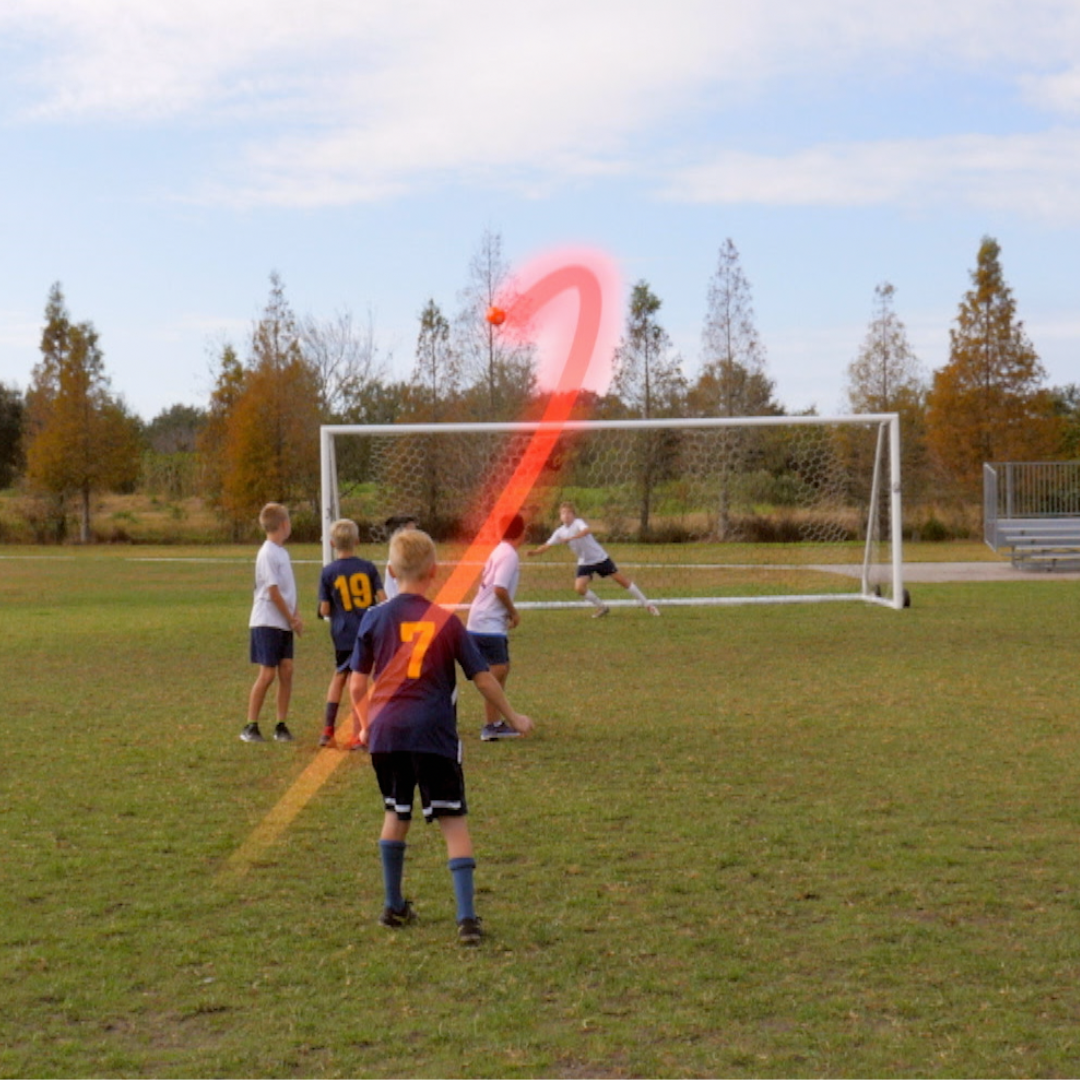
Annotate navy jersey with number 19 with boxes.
[350,593,489,759]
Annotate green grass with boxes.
[2,544,1079,1077]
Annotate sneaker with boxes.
[646,603,660,616]
[318,725,335,747]
[379,901,416,929]
[274,723,294,742]
[481,721,521,741]
[591,604,610,618]
[348,737,367,752]
[457,916,483,946]
[240,723,265,743]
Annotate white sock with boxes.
[627,582,648,605]
[584,589,604,608]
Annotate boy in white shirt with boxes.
[466,514,525,741]
[241,503,304,743]
[527,501,659,618]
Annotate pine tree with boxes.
[611,281,686,535]
[927,238,1060,492]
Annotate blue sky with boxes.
[1,0,1079,422]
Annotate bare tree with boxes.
[845,283,924,413]
[302,306,388,422]
[454,228,535,419]
[694,239,777,417]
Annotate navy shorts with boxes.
[334,648,353,673]
[577,557,618,579]
[372,751,468,822]
[470,632,509,666]
[250,626,294,667]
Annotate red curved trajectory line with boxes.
[220,250,620,879]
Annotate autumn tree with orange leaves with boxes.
[926,237,1060,494]
[23,284,142,542]
[212,274,322,530]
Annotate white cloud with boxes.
[7,0,1080,211]
[660,129,1080,222]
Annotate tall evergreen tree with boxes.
[611,281,686,535]
[23,284,142,541]
[926,237,1060,491]
[611,280,686,418]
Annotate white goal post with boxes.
[320,414,905,611]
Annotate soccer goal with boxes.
[320,415,905,610]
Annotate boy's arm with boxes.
[473,671,532,735]
[494,585,520,629]
[268,583,303,635]
[348,670,370,744]
[527,531,559,557]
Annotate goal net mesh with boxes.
[321,416,903,609]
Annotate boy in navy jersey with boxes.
[317,518,385,749]
[349,528,533,945]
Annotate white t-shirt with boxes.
[249,539,297,630]
[466,540,520,635]
[546,518,607,566]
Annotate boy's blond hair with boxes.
[330,518,359,552]
[259,502,289,533]
[389,528,436,584]
[559,500,576,515]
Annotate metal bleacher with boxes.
[984,462,1080,570]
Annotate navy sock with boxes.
[379,840,407,911]
[324,701,340,726]
[448,857,477,922]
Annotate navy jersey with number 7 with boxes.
[350,593,489,759]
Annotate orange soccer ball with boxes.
[485,306,506,326]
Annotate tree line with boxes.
[1,230,1077,543]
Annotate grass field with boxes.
[2,543,1079,1078]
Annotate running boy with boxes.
[466,514,525,741]
[317,518,385,748]
[241,502,303,743]
[349,528,533,945]
[527,500,659,617]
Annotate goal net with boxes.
[320,415,905,610]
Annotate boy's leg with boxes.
[575,574,608,614]
[439,816,478,925]
[483,662,508,725]
[613,571,660,615]
[379,813,410,914]
[275,658,293,723]
[247,665,277,724]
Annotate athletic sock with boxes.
[448,857,477,922]
[627,582,648,605]
[584,589,604,608]
[324,701,340,726]
[379,840,407,911]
